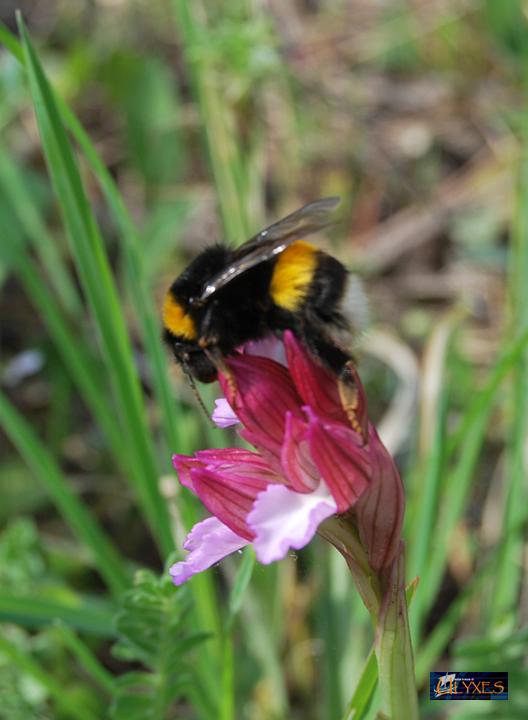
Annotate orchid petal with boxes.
[172,454,202,492]
[284,330,347,423]
[191,457,277,540]
[280,412,318,492]
[244,336,287,365]
[248,482,337,563]
[307,409,370,512]
[219,354,302,459]
[170,516,249,585]
[195,447,271,472]
[212,398,240,428]
[355,427,405,569]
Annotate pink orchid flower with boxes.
[170,331,404,585]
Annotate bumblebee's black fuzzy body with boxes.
[162,197,364,384]
[164,245,352,381]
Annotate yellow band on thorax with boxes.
[162,294,196,340]
[270,241,318,312]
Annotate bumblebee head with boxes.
[165,335,218,384]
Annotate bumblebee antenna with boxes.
[181,360,215,428]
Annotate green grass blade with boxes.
[0,145,82,315]
[0,211,128,474]
[171,0,250,244]
[0,593,115,636]
[407,395,446,639]
[487,141,528,629]
[227,546,256,626]
[419,323,528,615]
[48,78,195,473]
[16,14,173,555]
[0,22,23,61]
[407,309,467,643]
[341,578,418,720]
[414,515,528,683]
[341,647,377,720]
[0,22,193,470]
[0,389,130,596]
[221,547,256,720]
[1,19,223,698]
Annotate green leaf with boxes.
[0,592,115,637]
[341,647,377,720]
[110,569,209,720]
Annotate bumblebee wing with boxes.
[199,196,340,301]
[232,196,340,257]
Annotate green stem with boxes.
[375,547,419,720]
[320,521,419,720]
[319,518,382,617]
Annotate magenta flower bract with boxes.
[170,331,404,585]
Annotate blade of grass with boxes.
[0,593,115,636]
[0,210,128,475]
[415,515,528,684]
[407,310,465,641]
[171,0,250,244]
[221,548,256,720]
[0,145,82,315]
[48,81,194,467]
[0,388,130,596]
[341,647,377,720]
[0,21,23,61]
[1,21,222,703]
[230,575,290,717]
[487,140,528,629]
[319,545,369,719]
[419,322,528,615]
[407,393,447,641]
[17,14,173,556]
[0,21,194,471]
[62,63,223,720]
[0,633,99,720]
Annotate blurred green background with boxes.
[0,1,527,718]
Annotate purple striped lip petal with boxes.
[170,331,404,585]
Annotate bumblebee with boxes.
[162,197,368,427]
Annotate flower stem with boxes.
[320,520,419,719]
[375,546,419,720]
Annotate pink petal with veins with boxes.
[220,354,302,460]
[190,452,280,540]
[280,412,318,493]
[170,516,249,585]
[307,410,370,512]
[284,330,347,423]
[172,454,202,492]
[355,427,405,569]
[248,482,337,563]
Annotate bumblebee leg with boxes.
[338,362,367,443]
[203,344,237,396]
[295,325,367,442]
